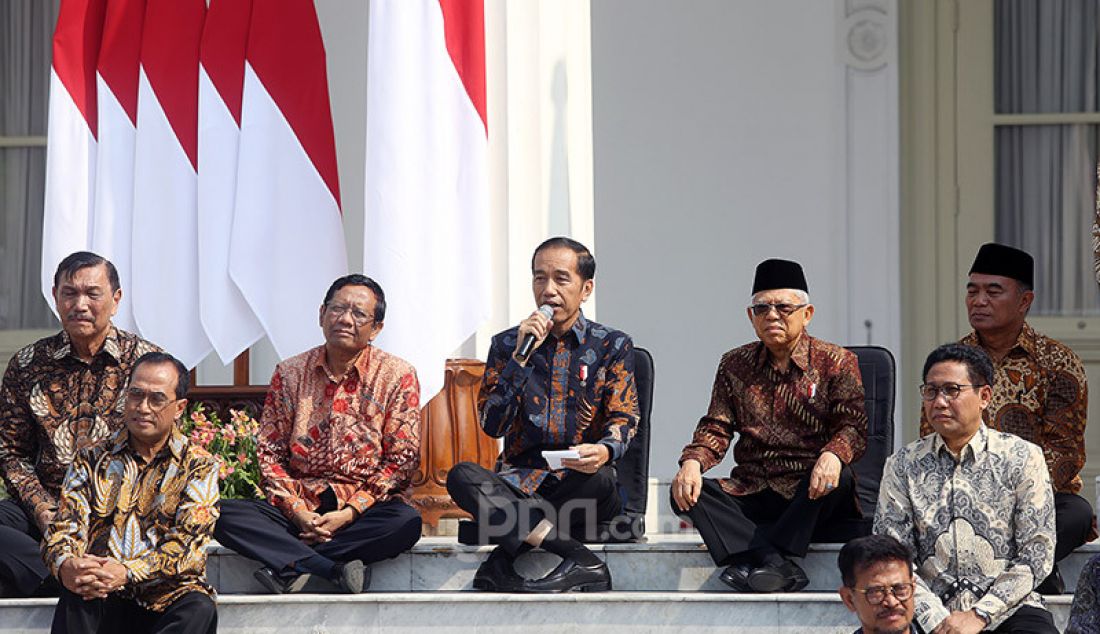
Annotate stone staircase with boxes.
[1,535,1091,633]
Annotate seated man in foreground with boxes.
[838,534,918,634]
[920,242,1094,594]
[43,352,219,634]
[671,258,867,593]
[877,343,1056,633]
[214,274,422,594]
[447,237,639,593]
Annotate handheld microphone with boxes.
[515,304,555,362]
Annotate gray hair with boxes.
[751,289,809,305]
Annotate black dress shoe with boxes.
[718,562,754,592]
[747,559,808,593]
[333,560,370,593]
[472,547,525,592]
[521,558,612,593]
[253,567,298,594]
[1035,565,1065,595]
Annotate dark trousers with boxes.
[1055,492,1095,562]
[673,467,857,564]
[0,499,49,596]
[213,498,422,573]
[987,605,1058,633]
[446,462,622,556]
[51,589,217,634]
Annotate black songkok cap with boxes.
[969,243,1034,288]
[752,259,808,295]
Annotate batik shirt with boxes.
[919,323,1089,496]
[258,345,421,518]
[1068,554,1100,634]
[43,428,220,612]
[0,327,159,518]
[679,334,866,499]
[479,312,639,494]
[874,426,1055,632]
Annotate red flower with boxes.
[332,399,349,414]
[400,373,414,390]
[407,392,419,409]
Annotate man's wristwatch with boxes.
[972,606,992,626]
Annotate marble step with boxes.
[0,593,1077,634]
[207,534,1100,594]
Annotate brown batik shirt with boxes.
[258,344,421,518]
[919,323,1089,496]
[43,428,220,612]
[679,334,867,499]
[0,327,159,519]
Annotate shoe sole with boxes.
[253,569,286,595]
[748,569,808,593]
[718,575,751,592]
[339,561,368,593]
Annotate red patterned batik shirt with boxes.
[679,334,867,500]
[479,312,639,494]
[257,345,421,518]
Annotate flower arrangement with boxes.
[180,405,263,500]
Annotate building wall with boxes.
[590,0,900,481]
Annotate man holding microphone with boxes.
[447,237,639,593]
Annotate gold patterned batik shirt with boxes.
[0,328,160,518]
[258,345,421,518]
[919,323,1089,495]
[42,428,220,612]
[679,334,867,500]
[479,312,639,494]
[875,426,1055,632]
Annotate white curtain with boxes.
[995,0,1100,315]
[0,1,58,330]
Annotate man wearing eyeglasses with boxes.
[0,251,159,598]
[671,258,867,593]
[877,343,1057,634]
[838,535,918,634]
[44,352,219,634]
[213,274,422,594]
[919,243,1094,595]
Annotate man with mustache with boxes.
[671,259,867,593]
[838,535,918,634]
[919,243,1095,594]
[878,343,1057,633]
[214,274,422,594]
[0,252,159,597]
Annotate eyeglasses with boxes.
[749,303,808,317]
[325,302,374,327]
[918,383,985,401]
[854,582,915,605]
[125,387,176,411]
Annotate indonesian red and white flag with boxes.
[197,0,262,364]
[42,0,107,308]
[129,0,211,368]
[229,0,347,361]
[365,0,490,400]
[89,0,144,332]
